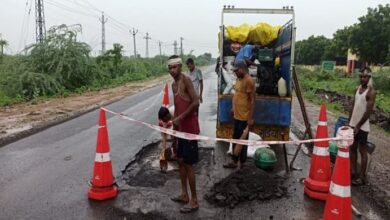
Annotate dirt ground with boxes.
[315,89,390,130]
[0,75,170,146]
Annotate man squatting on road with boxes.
[223,60,255,169]
[167,55,200,213]
[348,67,376,186]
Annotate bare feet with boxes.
[171,195,189,204]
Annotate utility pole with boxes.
[0,34,3,57]
[173,40,178,55]
[0,34,4,63]
[158,41,162,57]
[180,37,184,60]
[143,32,151,58]
[158,41,163,66]
[130,28,138,58]
[99,12,108,55]
[35,0,46,43]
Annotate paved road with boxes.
[0,66,385,220]
[0,66,217,219]
[0,76,172,219]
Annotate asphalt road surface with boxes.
[0,74,173,219]
[0,66,386,220]
[0,66,219,219]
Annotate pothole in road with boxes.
[121,142,213,188]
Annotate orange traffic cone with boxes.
[162,82,170,107]
[322,126,353,220]
[304,103,331,200]
[88,108,118,200]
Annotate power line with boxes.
[45,0,97,18]
[18,0,29,50]
[78,0,101,13]
[28,0,215,57]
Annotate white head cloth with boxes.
[167,58,182,67]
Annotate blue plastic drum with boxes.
[334,116,349,137]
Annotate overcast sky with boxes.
[1,0,388,57]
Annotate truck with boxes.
[216,6,296,142]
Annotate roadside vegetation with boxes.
[296,66,390,114]
[295,4,390,66]
[0,25,215,106]
[293,4,390,131]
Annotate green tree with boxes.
[322,26,354,60]
[96,43,124,78]
[29,24,98,90]
[295,35,332,65]
[349,4,390,64]
[2,24,99,99]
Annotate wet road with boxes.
[0,66,385,219]
[0,76,170,219]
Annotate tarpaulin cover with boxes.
[226,24,251,43]
[247,22,281,46]
[225,23,281,46]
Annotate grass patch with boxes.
[296,66,390,113]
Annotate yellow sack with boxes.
[226,24,251,43]
[247,23,281,46]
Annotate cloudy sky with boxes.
[1,0,388,57]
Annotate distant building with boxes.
[347,49,362,74]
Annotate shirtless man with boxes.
[167,55,200,213]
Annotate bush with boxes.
[0,25,214,105]
[373,69,390,93]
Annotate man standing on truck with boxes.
[167,55,200,213]
[348,67,376,186]
[186,58,203,114]
[235,43,258,66]
[223,60,255,169]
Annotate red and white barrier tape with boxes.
[101,107,353,146]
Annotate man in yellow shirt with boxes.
[223,60,255,169]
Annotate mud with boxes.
[122,141,213,188]
[205,161,287,209]
[105,207,168,220]
[354,184,390,219]
[291,95,390,220]
[315,89,390,130]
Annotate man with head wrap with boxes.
[167,55,200,213]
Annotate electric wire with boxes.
[18,0,30,51]
[16,0,214,56]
